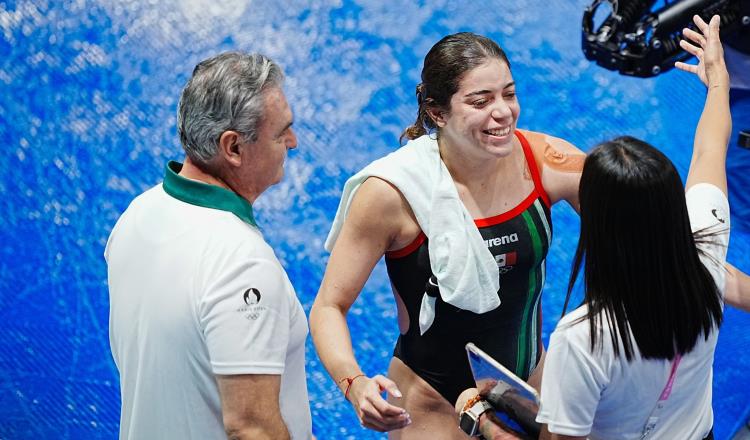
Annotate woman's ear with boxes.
[425,107,447,128]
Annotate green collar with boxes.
[163,161,258,228]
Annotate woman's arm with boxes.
[309,177,412,432]
[677,15,731,195]
[528,132,585,212]
[725,263,750,312]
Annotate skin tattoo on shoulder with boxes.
[522,130,585,179]
[542,143,585,173]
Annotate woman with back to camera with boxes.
[309,32,586,438]
[534,15,731,440]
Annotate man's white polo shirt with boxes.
[105,161,312,439]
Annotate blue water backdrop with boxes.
[1,0,748,438]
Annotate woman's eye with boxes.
[472,99,488,107]
[504,92,516,99]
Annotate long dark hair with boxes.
[564,136,723,361]
[400,32,510,143]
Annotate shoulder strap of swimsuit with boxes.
[516,130,551,207]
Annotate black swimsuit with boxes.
[385,131,552,405]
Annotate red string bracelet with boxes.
[338,373,366,400]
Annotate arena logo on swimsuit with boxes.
[484,233,519,248]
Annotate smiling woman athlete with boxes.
[310,32,585,439]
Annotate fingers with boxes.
[373,374,402,398]
[680,38,703,58]
[674,61,698,74]
[693,14,709,34]
[351,375,411,432]
[369,394,407,417]
[358,396,410,431]
[708,14,721,36]
[359,408,410,432]
[678,14,725,88]
[698,15,726,63]
[682,27,706,48]
[369,375,408,417]
[684,15,721,46]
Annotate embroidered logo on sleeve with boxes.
[711,208,726,224]
[237,288,267,320]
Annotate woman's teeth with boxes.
[484,127,511,137]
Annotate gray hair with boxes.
[177,52,284,165]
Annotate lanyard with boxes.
[640,355,683,439]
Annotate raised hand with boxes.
[347,374,411,432]
[680,15,732,195]
[675,15,729,89]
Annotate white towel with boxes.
[325,135,500,334]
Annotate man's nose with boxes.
[287,128,298,150]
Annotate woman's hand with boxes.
[455,388,481,415]
[347,374,411,432]
[676,15,729,89]
[455,388,527,440]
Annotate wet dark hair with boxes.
[400,32,510,143]
[564,136,724,361]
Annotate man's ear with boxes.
[425,107,446,128]
[218,131,243,167]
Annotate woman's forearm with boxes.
[309,300,364,390]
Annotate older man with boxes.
[105,52,310,439]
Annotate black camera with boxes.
[582,0,750,77]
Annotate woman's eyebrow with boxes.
[463,82,516,98]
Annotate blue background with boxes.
[1,0,748,438]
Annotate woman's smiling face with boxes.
[436,58,520,159]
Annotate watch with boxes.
[458,395,493,437]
